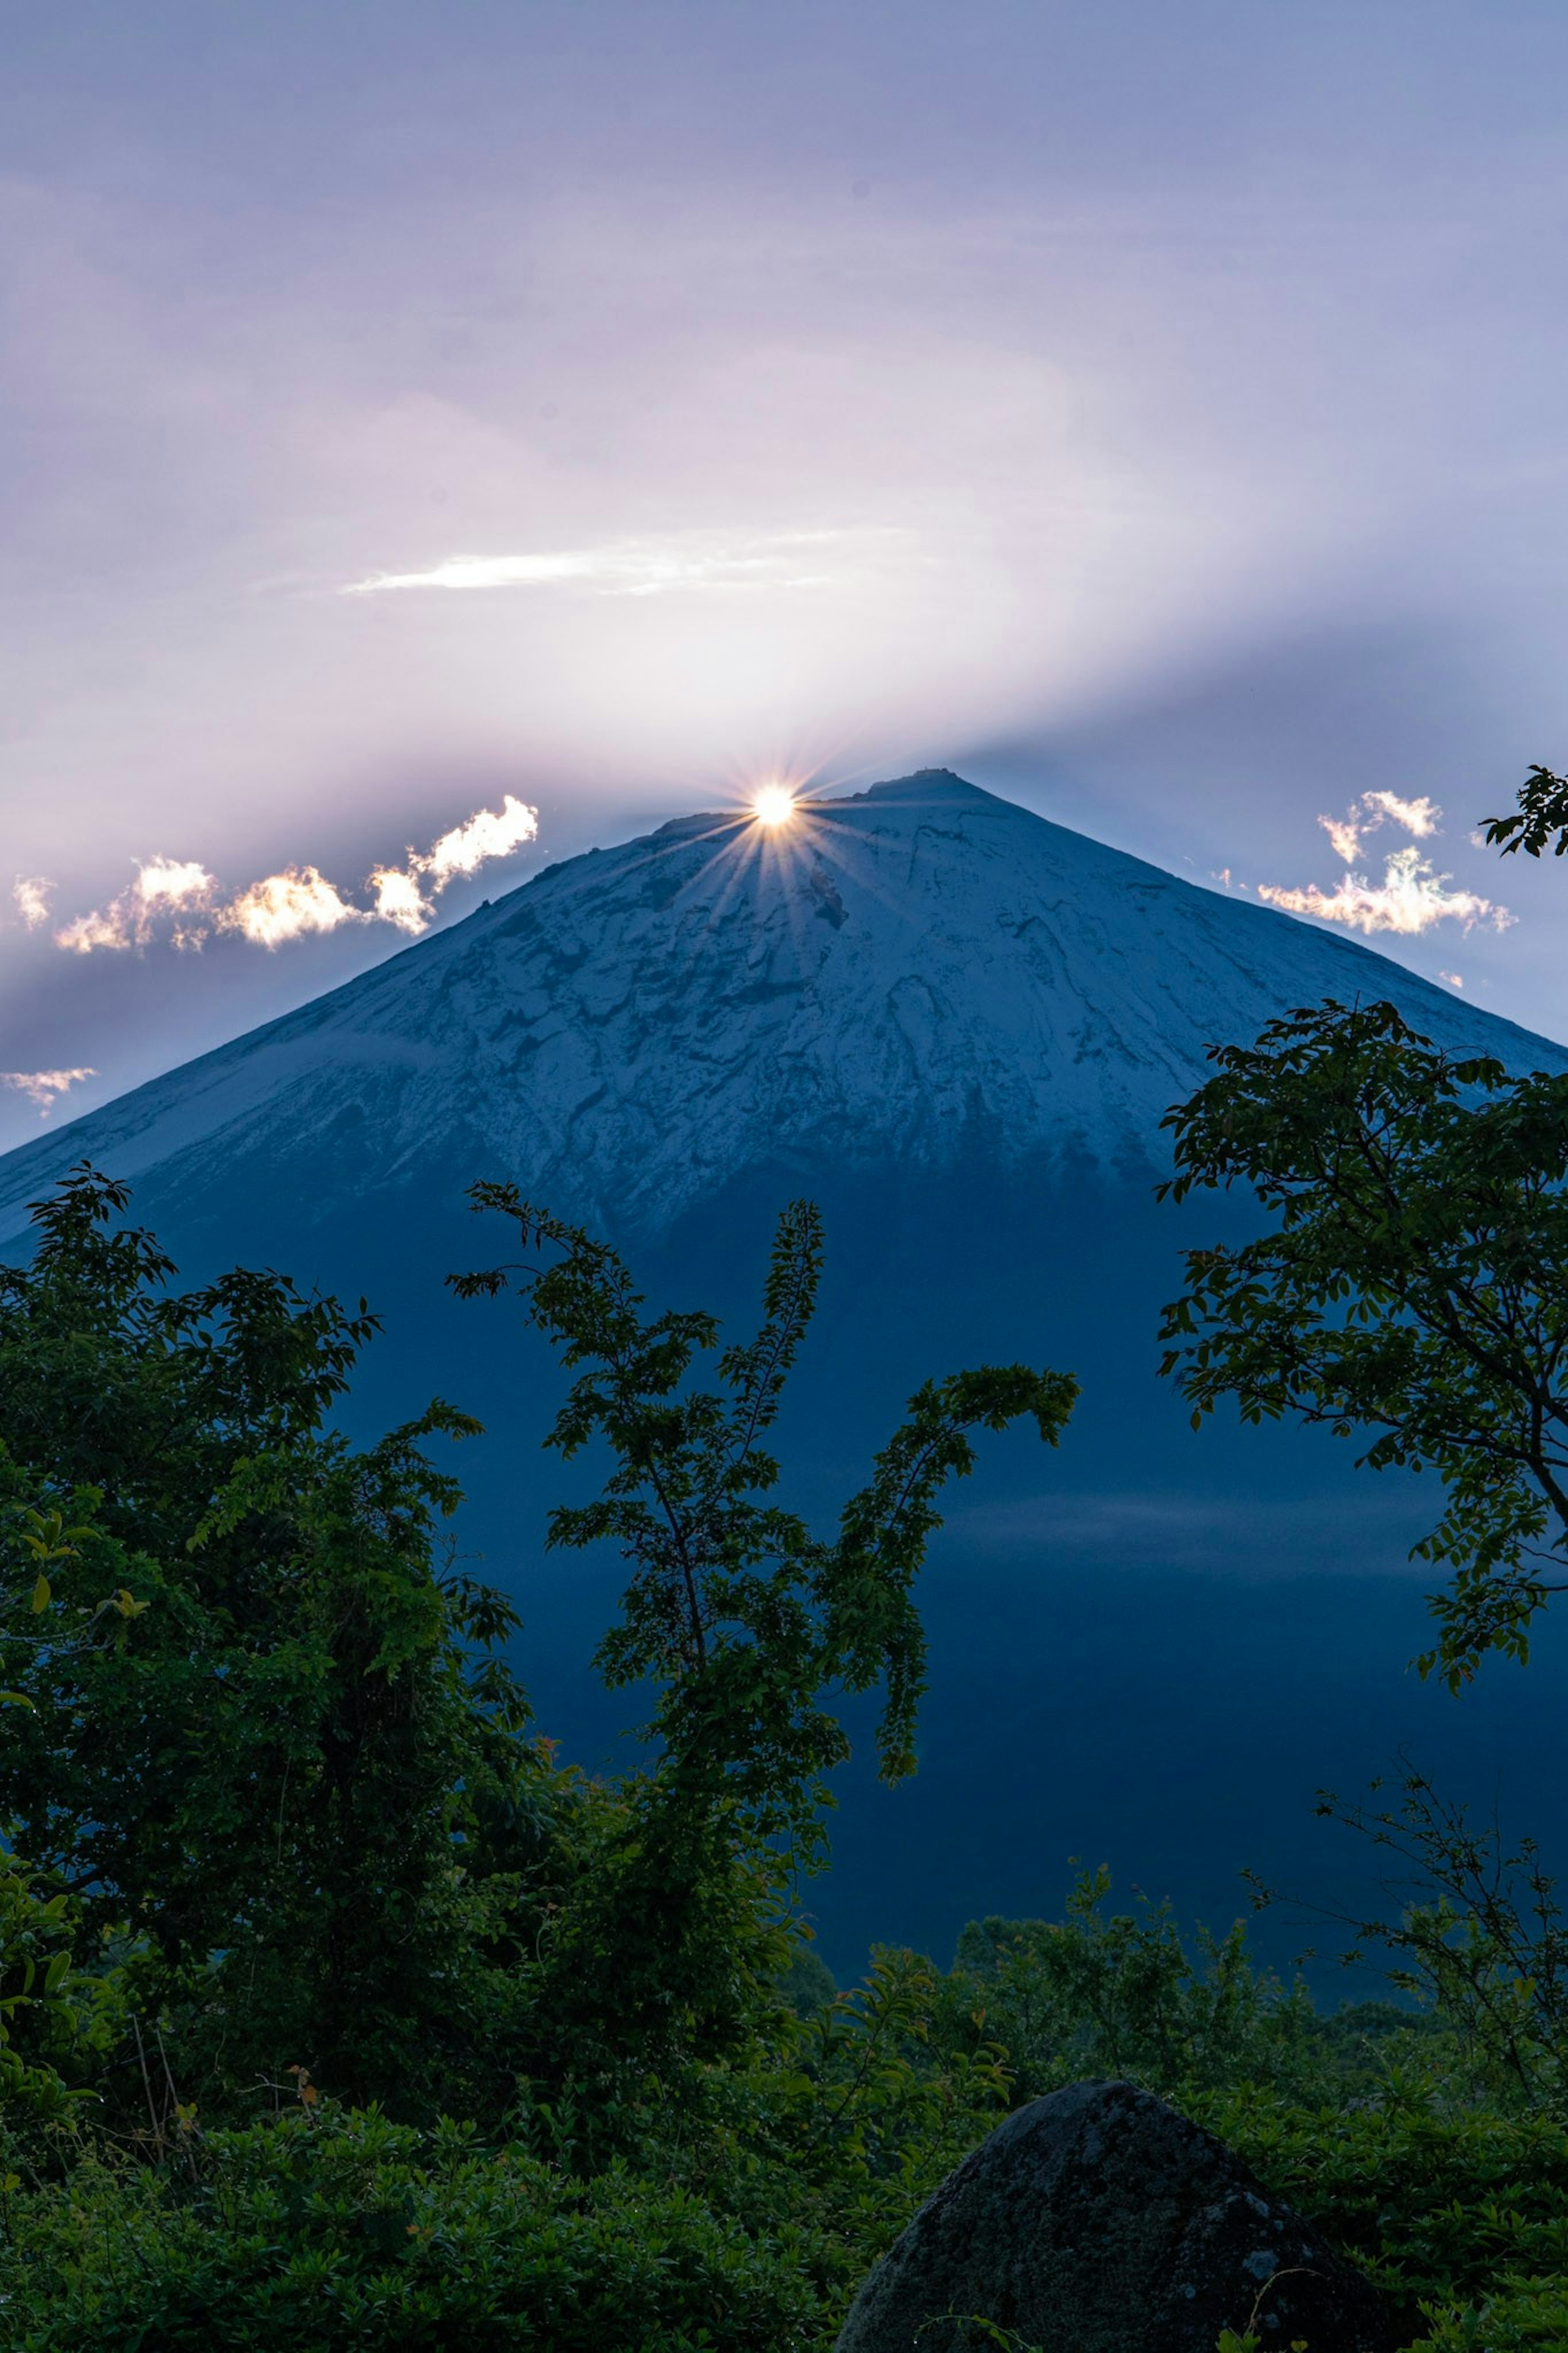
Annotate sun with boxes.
[751,783,797,827]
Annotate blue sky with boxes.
[5,0,1568,1148]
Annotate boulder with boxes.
[835,2079,1400,2353]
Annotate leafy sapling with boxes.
[451,1189,1077,1862]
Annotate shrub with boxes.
[0,2105,821,2352]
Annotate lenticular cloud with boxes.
[43,796,539,955]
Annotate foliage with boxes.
[0,1166,561,2123]
[1305,1764,1568,2117]
[0,1936,1016,2351]
[0,1853,128,2134]
[10,1161,1568,2346]
[1158,997,1568,1685]
[937,1866,1328,2104]
[1198,2083,1568,2352]
[450,1186,1076,2078]
[1481,763,1568,860]
[0,2103,821,2351]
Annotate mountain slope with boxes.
[4,769,1565,1984]
[1,770,1556,1243]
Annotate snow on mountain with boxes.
[0,770,1558,1245]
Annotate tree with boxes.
[0,1166,557,2120]
[1157,998,1568,1688]
[451,1187,1077,2072]
[1157,763,1568,1694]
[1482,762,1568,859]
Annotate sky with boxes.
[4,0,1568,1151]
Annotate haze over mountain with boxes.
[5,770,1565,1978]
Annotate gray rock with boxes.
[835,2079,1400,2353]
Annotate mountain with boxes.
[0,771,1552,1242]
[5,770,1566,1981]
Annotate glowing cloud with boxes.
[13,877,52,928]
[368,866,432,934]
[1318,789,1441,864]
[136,856,216,912]
[43,795,541,953]
[1364,790,1440,836]
[218,867,365,949]
[422,794,539,883]
[368,794,541,934]
[56,906,134,954]
[54,856,218,954]
[1258,845,1511,937]
[0,1067,96,1115]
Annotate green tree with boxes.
[1157,997,1568,1686]
[0,1166,557,2121]
[1482,761,1568,859]
[451,1188,1077,2079]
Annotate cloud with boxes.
[367,865,432,934]
[55,856,218,954]
[55,906,135,954]
[1318,788,1441,864]
[43,796,540,954]
[12,878,52,928]
[0,1067,96,1115]
[1363,790,1440,836]
[1258,844,1512,936]
[340,530,874,601]
[217,866,365,949]
[421,794,538,884]
[366,792,540,935]
[1439,969,1464,989]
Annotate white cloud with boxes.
[54,855,218,953]
[43,796,540,953]
[218,866,366,948]
[0,1066,96,1115]
[135,856,216,912]
[367,793,540,935]
[1258,845,1512,937]
[1317,788,1441,865]
[13,877,52,928]
[55,905,135,953]
[421,794,538,884]
[1363,789,1439,836]
[340,530,870,601]
[1439,969,1464,989]
[367,865,432,934]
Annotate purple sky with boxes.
[5,1,1568,1151]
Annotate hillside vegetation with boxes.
[3,769,1568,2350]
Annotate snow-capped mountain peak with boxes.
[0,770,1559,1241]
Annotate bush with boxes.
[0,2105,821,2352]
[1198,2085,1568,2352]
[934,1866,1330,2103]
